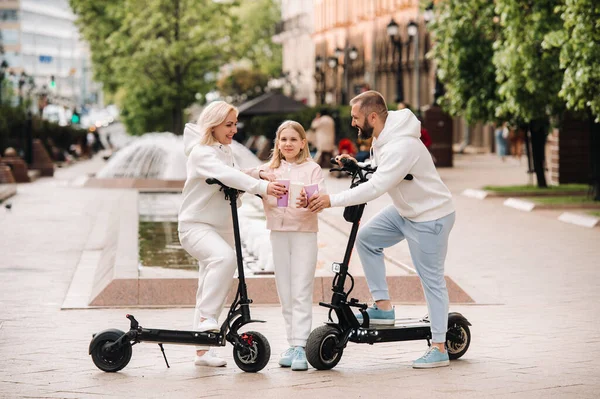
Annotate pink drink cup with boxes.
[304,183,319,200]
[276,179,290,207]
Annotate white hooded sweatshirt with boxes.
[330,109,454,222]
[178,123,269,232]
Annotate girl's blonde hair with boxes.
[269,120,311,169]
[196,101,239,146]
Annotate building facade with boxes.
[272,0,316,105]
[274,0,491,150]
[0,0,101,109]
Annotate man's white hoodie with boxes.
[330,109,454,222]
[178,123,269,232]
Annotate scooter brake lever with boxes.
[126,314,139,329]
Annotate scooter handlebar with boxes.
[206,178,223,186]
[330,157,413,181]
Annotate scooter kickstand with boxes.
[158,343,170,368]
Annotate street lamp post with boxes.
[407,20,420,112]
[334,45,358,104]
[315,55,326,105]
[327,55,338,104]
[423,3,444,105]
[18,72,28,107]
[0,60,8,105]
[387,19,415,104]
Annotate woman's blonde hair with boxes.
[196,101,239,146]
[269,120,311,169]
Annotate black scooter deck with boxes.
[350,318,432,344]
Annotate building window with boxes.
[1,29,19,44]
[0,9,18,21]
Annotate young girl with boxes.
[250,120,325,371]
[178,101,287,367]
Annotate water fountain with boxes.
[97,131,274,275]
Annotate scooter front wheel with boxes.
[232,331,270,372]
[90,329,132,372]
[306,325,344,370]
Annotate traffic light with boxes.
[71,109,80,124]
[49,75,56,88]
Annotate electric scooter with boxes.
[89,178,271,373]
[305,158,471,370]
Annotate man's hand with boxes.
[267,182,288,199]
[258,170,277,182]
[308,193,331,213]
[335,154,358,167]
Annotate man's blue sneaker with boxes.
[278,347,295,367]
[291,347,308,371]
[355,303,395,325]
[412,346,450,369]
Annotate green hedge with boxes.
[0,106,87,158]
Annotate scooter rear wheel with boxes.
[306,325,344,370]
[90,329,132,372]
[232,331,270,372]
[446,319,471,360]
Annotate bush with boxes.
[0,106,87,158]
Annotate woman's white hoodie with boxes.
[329,109,454,222]
[178,123,269,232]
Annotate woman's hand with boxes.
[258,170,277,182]
[296,189,307,208]
[267,182,287,198]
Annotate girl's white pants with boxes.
[179,227,236,350]
[270,231,318,347]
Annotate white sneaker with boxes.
[194,349,227,367]
[197,318,219,332]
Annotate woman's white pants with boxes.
[179,227,236,350]
[270,231,318,347]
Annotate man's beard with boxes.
[357,120,374,139]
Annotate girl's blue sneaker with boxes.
[278,347,295,367]
[291,347,308,371]
[412,346,449,369]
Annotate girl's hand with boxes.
[267,182,287,198]
[296,189,307,208]
[258,170,277,182]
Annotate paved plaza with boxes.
[1,152,599,398]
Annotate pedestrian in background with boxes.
[494,122,509,162]
[178,101,287,368]
[310,110,336,168]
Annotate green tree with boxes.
[545,0,600,199]
[428,0,500,125]
[493,0,565,188]
[71,0,280,136]
[231,0,282,78]
[217,68,269,100]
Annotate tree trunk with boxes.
[590,117,600,201]
[529,118,548,188]
[171,0,183,136]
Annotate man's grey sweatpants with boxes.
[355,205,456,343]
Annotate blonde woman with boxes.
[178,101,287,367]
[248,121,326,371]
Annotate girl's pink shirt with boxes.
[249,158,326,232]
